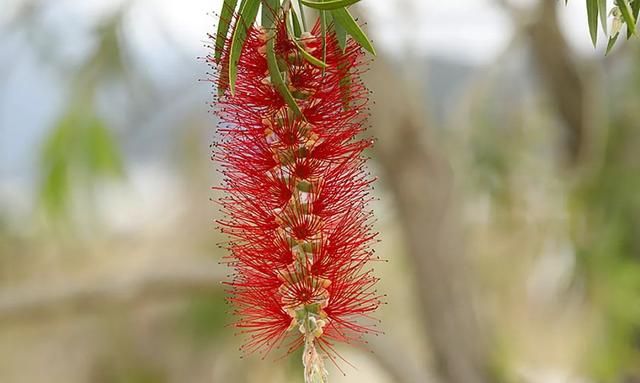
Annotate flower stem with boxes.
[303,332,328,383]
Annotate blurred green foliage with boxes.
[468,114,513,206]
[39,106,123,217]
[92,355,167,383]
[37,15,129,220]
[572,102,640,380]
[181,292,229,344]
[97,365,166,383]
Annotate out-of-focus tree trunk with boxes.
[366,58,496,383]
[527,0,590,166]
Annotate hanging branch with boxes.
[209,1,379,383]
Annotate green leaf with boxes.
[334,16,347,51]
[320,10,330,68]
[330,8,375,55]
[606,32,620,54]
[261,0,279,27]
[266,37,304,117]
[587,0,599,46]
[633,0,640,25]
[41,158,70,216]
[214,0,239,64]
[285,8,326,67]
[294,39,327,67]
[40,119,75,215]
[299,0,361,10]
[616,0,636,38]
[297,0,308,30]
[291,7,302,37]
[38,108,123,217]
[41,113,75,167]
[598,0,608,34]
[228,0,260,95]
[85,117,123,176]
[324,11,334,31]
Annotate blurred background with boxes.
[2,0,640,382]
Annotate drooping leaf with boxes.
[285,9,326,67]
[324,11,334,31]
[587,0,599,46]
[321,10,331,68]
[266,37,304,117]
[599,0,608,34]
[41,113,75,169]
[331,7,375,55]
[261,0,279,28]
[294,39,327,67]
[299,0,361,10]
[633,0,640,26]
[85,117,123,176]
[607,32,620,54]
[39,109,123,217]
[616,0,636,38]
[291,7,302,37]
[41,159,69,216]
[40,118,75,215]
[228,0,260,95]
[296,0,308,30]
[334,15,347,51]
[214,0,239,64]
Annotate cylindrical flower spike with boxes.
[210,14,380,382]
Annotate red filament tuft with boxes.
[209,17,381,359]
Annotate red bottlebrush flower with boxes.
[209,13,381,382]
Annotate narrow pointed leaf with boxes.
[85,117,124,176]
[294,39,327,67]
[266,38,304,118]
[633,0,640,23]
[297,0,308,30]
[299,0,361,10]
[587,0,599,46]
[331,8,375,55]
[320,9,328,71]
[228,0,260,95]
[286,11,326,67]
[261,0,279,27]
[606,32,620,54]
[214,0,239,63]
[598,0,608,34]
[334,16,347,51]
[291,8,302,37]
[616,0,636,38]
